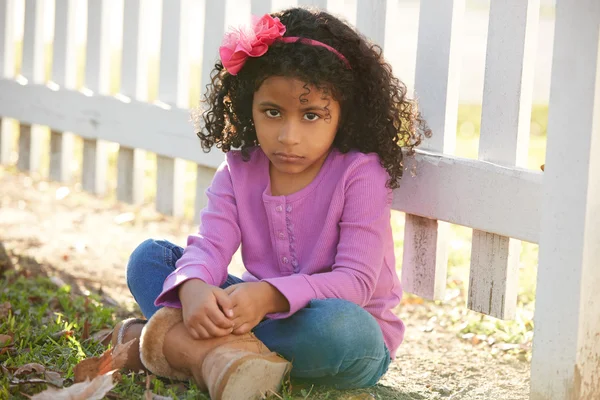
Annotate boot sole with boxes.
[219,354,290,400]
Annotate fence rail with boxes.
[0,1,598,398]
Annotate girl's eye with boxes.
[265,109,281,118]
[304,113,320,121]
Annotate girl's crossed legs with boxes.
[126,239,391,389]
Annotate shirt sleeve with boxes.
[263,156,392,318]
[154,158,241,307]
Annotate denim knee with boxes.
[291,299,389,387]
[126,239,181,287]
[307,299,386,358]
[126,239,184,318]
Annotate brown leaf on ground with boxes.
[44,371,65,387]
[0,302,11,318]
[0,334,13,346]
[73,340,135,383]
[30,370,117,400]
[14,363,45,377]
[90,328,114,346]
[82,319,91,340]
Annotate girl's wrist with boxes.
[259,282,290,314]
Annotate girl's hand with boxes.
[225,282,289,335]
[178,279,235,339]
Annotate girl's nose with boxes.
[277,121,301,145]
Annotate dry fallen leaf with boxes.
[90,328,114,346]
[73,340,135,382]
[14,363,45,377]
[0,302,11,318]
[0,334,13,346]
[82,319,91,341]
[44,370,65,387]
[31,370,117,400]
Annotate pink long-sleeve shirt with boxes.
[155,147,404,357]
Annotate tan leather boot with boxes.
[111,318,147,373]
[139,307,291,400]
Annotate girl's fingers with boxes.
[214,290,235,318]
[207,306,235,329]
[232,323,251,335]
[194,324,211,340]
[187,325,200,340]
[202,318,234,337]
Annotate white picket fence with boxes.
[0,0,598,398]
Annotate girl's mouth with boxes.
[274,152,304,162]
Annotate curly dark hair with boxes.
[196,7,430,189]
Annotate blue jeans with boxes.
[126,239,391,389]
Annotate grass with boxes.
[0,257,414,399]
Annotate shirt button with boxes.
[282,257,289,264]
[278,231,285,239]
[276,205,283,212]
[286,205,292,212]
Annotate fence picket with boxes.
[0,0,17,165]
[49,0,78,183]
[155,0,191,217]
[298,0,327,9]
[117,0,148,204]
[356,0,386,47]
[401,0,464,300]
[17,0,45,173]
[83,0,111,195]
[468,0,538,319]
[531,1,600,397]
[195,0,227,222]
[251,0,272,15]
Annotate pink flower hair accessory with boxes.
[219,14,351,75]
[219,14,286,75]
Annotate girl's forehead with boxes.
[255,76,332,103]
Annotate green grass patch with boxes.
[0,269,411,399]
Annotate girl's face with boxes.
[252,76,340,180]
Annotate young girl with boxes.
[114,7,428,400]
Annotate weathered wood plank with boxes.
[117,0,148,204]
[49,0,78,182]
[82,138,108,195]
[117,147,145,205]
[156,155,185,217]
[155,0,191,216]
[49,130,73,182]
[393,151,541,245]
[0,79,225,168]
[82,0,111,195]
[530,1,600,399]
[18,0,45,173]
[298,0,327,9]
[251,0,272,15]
[193,0,227,220]
[468,0,539,319]
[468,232,519,317]
[356,0,386,47]
[401,0,464,300]
[194,164,215,223]
[0,0,17,165]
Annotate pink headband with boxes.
[219,14,351,75]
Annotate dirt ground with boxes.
[0,167,531,400]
